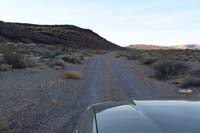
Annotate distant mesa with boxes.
[127,44,165,50]
[170,44,200,50]
[127,44,200,50]
[0,20,122,50]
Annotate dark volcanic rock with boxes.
[0,21,122,50]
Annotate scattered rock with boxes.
[51,99,62,107]
[53,66,62,70]
[178,89,194,94]
[37,65,47,69]
[38,85,44,89]
[29,69,39,73]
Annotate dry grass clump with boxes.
[64,71,81,79]
[15,103,33,112]
[0,116,8,130]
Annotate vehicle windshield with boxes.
[0,1,199,133]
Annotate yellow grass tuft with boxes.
[0,116,8,130]
[64,71,81,80]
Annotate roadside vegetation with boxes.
[153,61,189,80]
[117,49,200,93]
[0,116,8,131]
[116,49,200,62]
[0,43,110,72]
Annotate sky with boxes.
[0,0,200,46]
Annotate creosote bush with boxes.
[181,78,200,88]
[191,69,200,77]
[4,52,26,68]
[153,61,189,80]
[140,57,158,65]
[50,59,66,68]
[0,64,12,71]
[64,71,81,79]
[56,53,84,64]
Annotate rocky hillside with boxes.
[0,21,121,50]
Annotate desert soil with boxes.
[0,53,179,133]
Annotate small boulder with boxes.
[178,89,194,94]
[30,68,39,73]
[53,66,62,70]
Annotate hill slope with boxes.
[0,21,121,50]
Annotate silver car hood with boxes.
[78,100,200,133]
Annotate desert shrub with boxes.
[41,51,55,58]
[115,54,121,58]
[0,64,12,71]
[126,52,140,60]
[191,69,200,77]
[0,53,5,64]
[115,52,125,58]
[23,58,37,68]
[16,48,31,55]
[153,61,189,80]
[93,50,102,55]
[70,53,84,64]
[50,59,66,68]
[82,52,93,57]
[4,52,26,68]
[140,57,158,65]
[64,71,81,79]
[0,117,8,130]
[61,53,84,64]
[181,78,200,88]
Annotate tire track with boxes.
[108,53,157,99]
[58,56,104,133]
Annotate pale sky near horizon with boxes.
[0,0,200,46]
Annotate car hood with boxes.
[93,100,200,133]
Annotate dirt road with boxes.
[57,53,174,133]
[0,53,175,133]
